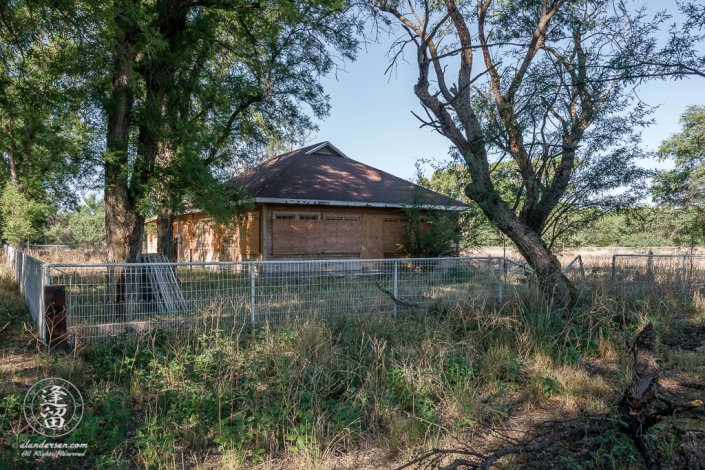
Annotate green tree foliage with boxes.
[1,0,360,262]
[45,195,106,245]
[652,105,705,248]
[565,208,690,248]
[0,185,50,246]
[400,179,468,257]
[0,0,99,244]
[653,106,705,209]
[420,164,696,250]
[91,0,361,262]
[418,165,507,246]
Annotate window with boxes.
[384,218,399,222]
[276,215,295,220]
[300,215,318,220]
[240,214,259,221]
[344,217,359,221]
[325,217,342,221]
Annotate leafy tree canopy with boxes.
[652,104,705,247]
[45,195,106,245]
[653,105,705,210]
[0,185,50,245]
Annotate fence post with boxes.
[393,260,398,318]
[498,257,503,303]
[682,255,687,294]
[39,265,50,345]
[250,264,256,327]
[44,284,67,352]
[611,255,616,282]
[578,255,586,284]
[21,252,25,294]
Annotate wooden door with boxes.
[361,214,384,259]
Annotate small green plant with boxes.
[443,355,477,388]
[529,370,562,398]
[589,428,639,468]
[386,365,438,422]
[486,384,511,422]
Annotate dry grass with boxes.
[1,257,704,469]
[24,246,108,264]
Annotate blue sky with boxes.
[310,11,703,182]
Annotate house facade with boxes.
[144,142,466,261]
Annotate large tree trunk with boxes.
[22,117,33,163]
[501,214,574,309]
[4,120,19,187]
[146,1,186,262]
[5,119,23,250]
[156,210,174,261]
[472,190,575,310]
[104,0,188,264]
[105,37,142,264]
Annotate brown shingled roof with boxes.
[229,142,467,209]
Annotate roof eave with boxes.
[254,197,468,210]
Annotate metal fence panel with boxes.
[9,246,693,346]
[3,245,46,342]
[41,257,537,343]
[611,254,705,296]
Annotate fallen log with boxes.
[396,322,703,470]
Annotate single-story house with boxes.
[144,142,467,261]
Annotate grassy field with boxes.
[1,263,704,469]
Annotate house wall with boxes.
[144,211,261,262]
[144,204,413,261]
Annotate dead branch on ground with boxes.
[395,322,703,470]
[0,298,15,335]
[375,282,436,310]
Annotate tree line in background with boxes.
[417,103,705,253]
[418,101,705,252]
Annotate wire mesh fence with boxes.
[1,244,589,345]
[46,257,539,343]
[563,255,587,285]
[611,254,705,296]
[4,246,46,342]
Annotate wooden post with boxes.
[682,255,687,294]
[175,219,180,262]
[44,285,67,352]
[646,249,654,279]
[611,255,616,282]
[261,204,268,261]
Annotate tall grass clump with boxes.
[1,256,701,469]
